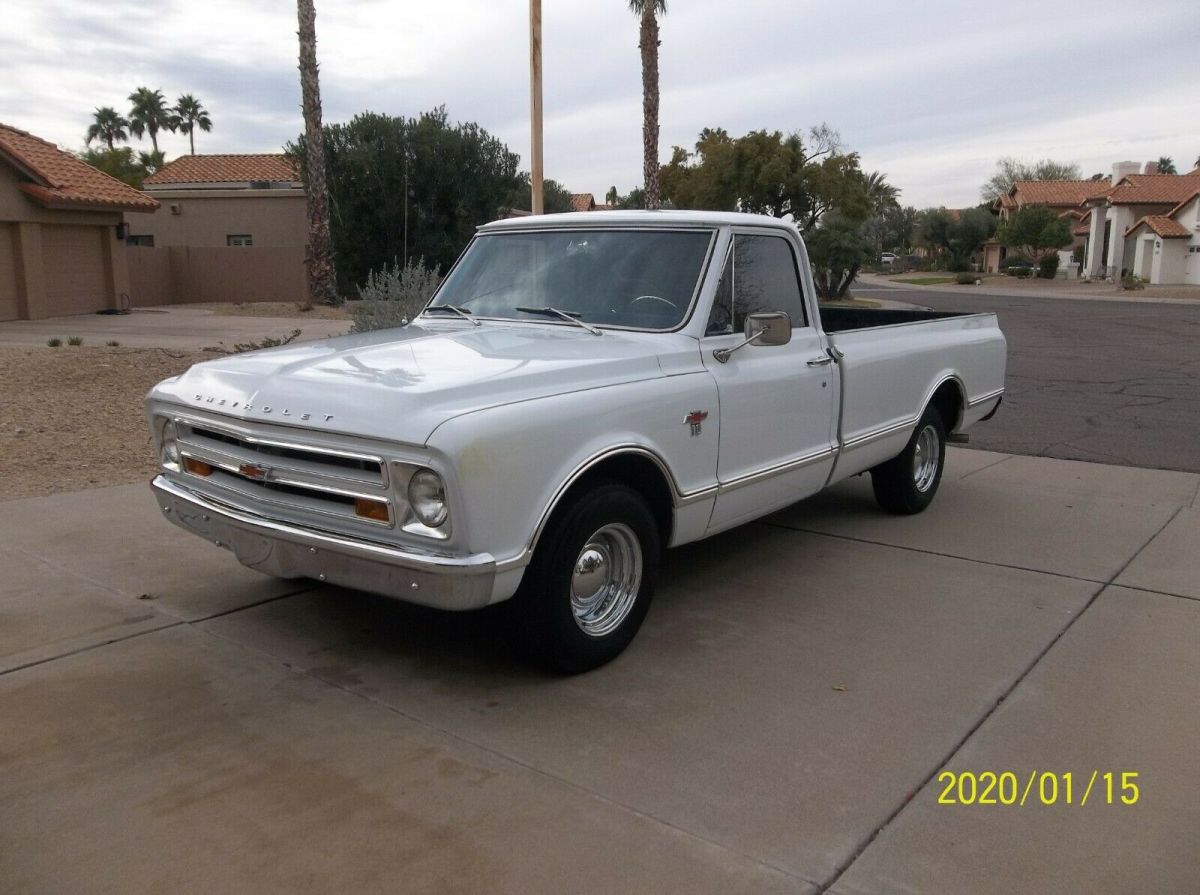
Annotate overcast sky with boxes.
[4,0,1198,208]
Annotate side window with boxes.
[733,234,807,328]
[704,233,808,336]
[705,249,734,335]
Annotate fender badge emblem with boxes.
[685,410,708,437]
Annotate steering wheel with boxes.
[630,294,677,309]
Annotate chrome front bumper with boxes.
[151,475,497,610]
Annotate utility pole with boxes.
[529,0,544,215]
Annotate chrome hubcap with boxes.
[912,424,941,492]
[570,523,642,637]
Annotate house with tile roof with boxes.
[1080,162,1200,283]
[0,122,158,320]
[129,154,306,249]
[983,179,1099,273]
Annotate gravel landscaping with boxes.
[0,346,207,501]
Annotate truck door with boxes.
[701,230,838,532]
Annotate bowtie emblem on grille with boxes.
[685,410,708,437]
[238,463,271,481]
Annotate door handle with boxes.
[807,355,834,366]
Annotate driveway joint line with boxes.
[190,621,821,891]
[956,454,1015,479]
[756,520,1106,587]
[0,620,185,678]
[812,504,1185,894]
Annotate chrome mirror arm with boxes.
[712,330,763,364]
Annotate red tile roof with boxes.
[1008,180,1100,207]
[1102,172,1200,206]
[0,122,159,212]
[1166,188,1200,219]
[1125,215,1192,239]
[144,154,299,186]
[569,193,597,212]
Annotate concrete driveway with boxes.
[0,305,347,350]
[2,450,1198,893]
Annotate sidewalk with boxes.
[858,272,1200,306]
[2,450,1197,893]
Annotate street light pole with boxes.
[529,0,544,215]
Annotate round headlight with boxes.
[407,468,448,527]
[160,419,180,468]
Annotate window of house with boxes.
[126,235,154,247]
[706,233,808,336]
[227,234,253,247]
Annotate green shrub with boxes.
[1009,266,1032,279]
[955,272,977,285]
[67,336,83,346]
[350,258,440,333]
[106,340,120,347]
[947,257,971,273]
[1121,274,1144,290]
[47,337,62,347]
[1037,255,1060,279]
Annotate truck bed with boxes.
[818,306,973,333]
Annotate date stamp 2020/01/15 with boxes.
[936,771,1140,807]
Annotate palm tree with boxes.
[297,0,339,307]
[1156,156,1177,175]
[629,0,666,210]
[864,170,900,215]
[128,87,176,154]
[85,107,130,150]
[174,94,212,155]
[606,186,619,206]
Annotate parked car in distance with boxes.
[147,211,1007,673]
[880,252,899,264]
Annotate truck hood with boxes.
[150,321,696,444]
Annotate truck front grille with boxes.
[175,420,392,528]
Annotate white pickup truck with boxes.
[147,211,1006,671]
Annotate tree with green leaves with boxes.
[174,94,212,154]
[996,204,1072,263]
[863,204,916,256]
[916,207,997,265]
[981,157,1081,202]
[128,87,176,154]
[807,214,872,300]
[287,108,525,288]
[78,147,150,188]
[85,107,130,150]
[605,186,619,206]
[660,124,872,231]
[296,0,339,307]
[629,0,666,209]
[1155,156,1177,175]
[138,150,166,175]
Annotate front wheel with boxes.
[870,406,946,514]
[510,482,660,673]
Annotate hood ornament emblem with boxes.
[685,410,708,437]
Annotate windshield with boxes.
[427,229,714,330]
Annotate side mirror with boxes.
[746,311,792,346]
[713,311,792,363]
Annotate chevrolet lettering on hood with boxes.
[192,394,333,422]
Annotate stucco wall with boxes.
[0,164,130,319]
[126,190,307,248]
[127,245,309,306]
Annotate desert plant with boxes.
[1038,255,1060,279]
[955,272,977,285]
[67,336,84,346]
[1121,274,1144,291]
[1009,266,1032,279]
[106,340,120,347]
[350,258,439,333]
[47,337,62,347]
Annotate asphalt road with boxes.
[855,284,1200,473]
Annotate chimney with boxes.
[1143,161,1159,175]
[1111,161,1140,184]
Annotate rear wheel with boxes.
[870,406,946,514]
[510,482,660,673]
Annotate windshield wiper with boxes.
[423,305,480,326]
[514,306,602,336]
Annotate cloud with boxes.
[4,0,1198,207]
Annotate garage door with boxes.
[42,225,109,316]
[0,224,18,321]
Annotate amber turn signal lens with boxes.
[183,457,214,477]
[354,497,391,523]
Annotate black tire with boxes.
[870,405,947,515]
[510,482,660,674]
